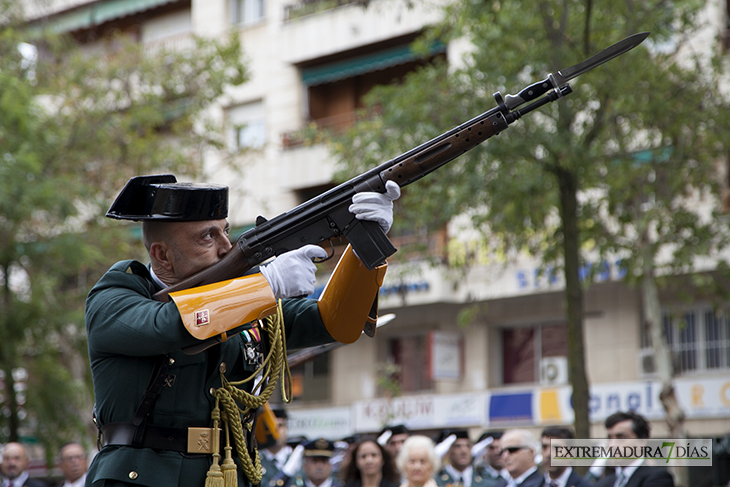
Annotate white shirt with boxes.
[3,472,29,487]
[445,464,472,487]
[262,445,293,470]
[306,477,333,487]
[544,467,573,487]
[149,266,167,289]
[506,466,537,487]
[614,459,644,487]
[62,473,88,487]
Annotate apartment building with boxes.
[24,0,730,462]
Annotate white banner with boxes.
[287,407,352,439]
[353,393,486,432]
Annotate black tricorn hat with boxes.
[380,424,410,437]
[272,408,288,419]
[437,429,470,443]
[106,174,228,221]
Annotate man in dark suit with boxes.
[539,427,589,487]
[0,442,48,487]
[498,429,543,487]
[593,411,674,487]
[56,442,87,487]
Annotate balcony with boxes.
[144,32,194,53]
[281,112,359,148]
[283,0,366,22]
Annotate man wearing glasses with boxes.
[498,430,542,487]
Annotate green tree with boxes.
[323,0,729,449]
[0,0,247,461]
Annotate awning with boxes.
[32,0,181,34]
[301,41,446,87]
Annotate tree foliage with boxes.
[324,0,730,440]
[0,0,247,461]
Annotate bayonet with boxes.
[504,32,650,110]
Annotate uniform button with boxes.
[169,358,175,365]
[129,471,138,480]
[219,362,226,373]
[210,387,216,396]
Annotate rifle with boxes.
[155,32,648,304]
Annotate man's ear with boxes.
[149,241,173,272]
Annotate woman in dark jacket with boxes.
[343,438,400,487]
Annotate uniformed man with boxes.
[260,408,294,487]
[85,175,400,487]
[435,430,498,487]
[377,425,410,461]
[473,432,508,485]
[269,438,341,487]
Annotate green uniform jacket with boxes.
[436,466,505,487]
[85,260,334,487]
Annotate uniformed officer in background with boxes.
[435,430,501,487]
[261,409,294,487]
[269,439,341,487]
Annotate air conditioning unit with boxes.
[638,349,657,378]
[540,356,568,385]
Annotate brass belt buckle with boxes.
[187,427,217,454]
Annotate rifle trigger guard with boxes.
[313,240,335,264]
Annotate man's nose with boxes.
[218,238,233,255]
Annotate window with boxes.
[234,0,265,26]
[289,352,330,402]
[502,323,567,384]
[388,334,433,392]
[227,101,266,151]
[299,37,446,134]
[643,307,730,374]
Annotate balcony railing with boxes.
[144,32,195,54]
[283,0,365,22]
[281,112,357,148]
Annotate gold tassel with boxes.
[222,446,238,487]
[222,423,238,487]
[205,453,225,487]
[206,400,226,487]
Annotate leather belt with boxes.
[100,422,220,454]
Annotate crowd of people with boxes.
[0,408,689,487]
[245,409,676,487]
[0,441,88,487]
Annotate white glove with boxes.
[260,245,328,299]
[434,434,457,458]
[377,429,393,446]
[282,444,305,477]
[470,436,493,460]
[534,452,543,465]
[349,180,401,234]
[587,456,607,478]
